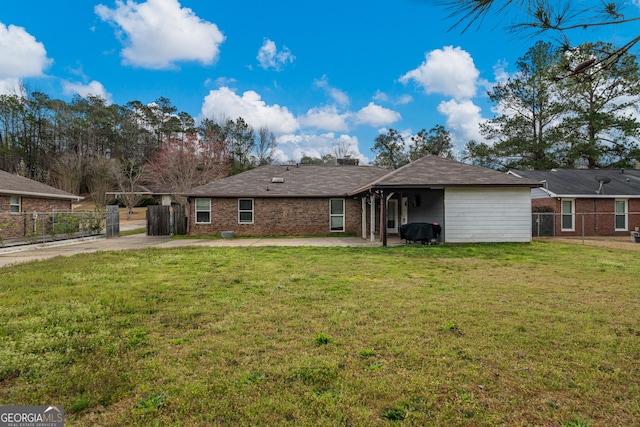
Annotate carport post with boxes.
[381,191,388,247]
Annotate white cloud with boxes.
[0,78,24,96]
[373,90,413,105]
[95,0,225,69]
[437,99,485,147]
[493,60,510,84]
[300,106,350,132]
[257,39,295,71]
[354,102,401,127]
[0,22,51,79]
[63,80,112,103]
[200,86,298,134]
[399,46,479,99]
[314,75,349,106]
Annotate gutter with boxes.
[1,189,82,201]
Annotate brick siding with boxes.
[188,197,364,237]
[0,196,73,239]
[532,197,640,236]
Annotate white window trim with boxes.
[195,198,211,224]
[615,199,628,231]
[238,198,254,224]
[561,198,575,231]
[10,196,21,213]
[329,198,345,232]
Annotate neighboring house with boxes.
[509,168,640,236]
[0,169,82,238]
[106,184,176,206]
[184,155,541,244]
[143,183,176,206]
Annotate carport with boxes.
[350,156,541,246]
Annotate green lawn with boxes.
[0,242,639,426]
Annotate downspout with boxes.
[186,198,191,236]
[361,197,366,239]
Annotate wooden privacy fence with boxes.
[147,205,186,236]
[106,205,120,238]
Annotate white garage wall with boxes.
[444,187,532,243]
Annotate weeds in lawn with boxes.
[359,348,376,357]
[0,243,639,426]
[315,333,332,345]
[382,408,407,421]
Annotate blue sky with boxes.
[2,0,637,163]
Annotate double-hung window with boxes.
[195,198,211,224]
[10,196,21,213]
[238,199,254,224]
[615,199,628,231]
[561,199,574,231]
[329,199,345,232]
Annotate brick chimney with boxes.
[337,155,359,166]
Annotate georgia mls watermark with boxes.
[0,406,64,427]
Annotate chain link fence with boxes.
[0,211,106,248]
[533,211,640,241]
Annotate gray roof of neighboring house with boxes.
[349,155,541,194]
[0,169,81,200]
[184,156,541,198]
[183,164,390,197]
[511,169,640,197]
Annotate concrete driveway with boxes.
[0,233,381,268]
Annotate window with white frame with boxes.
[238,199,254,224]
[195,198,211,224]
[10,196,21,213]
[329,199,345,232]
[561,199,574,231]
[615,199,628,231]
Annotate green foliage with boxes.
[82,209,105,235]
[315,333,332,345]
[136,392,166,411]
[372,128,409,169]
[50,213,81,238]
[466,40,640,170]
[382,408,407,421]
[359,348,376,357]
[374,126,454,169]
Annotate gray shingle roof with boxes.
[512,169,640,197]
[0,170,81,200]
[349,155,541,194]
[184,156,540,198]
[183,164,389,197]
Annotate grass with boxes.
[0,242,639,426]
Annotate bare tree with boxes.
[110,159,144,221]
[87,155,116,207]
[143,132,229,206]
[332,139,354,160]
[51,151,84,195]
[256,126,277,166]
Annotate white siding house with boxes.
[444,188,533,243]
